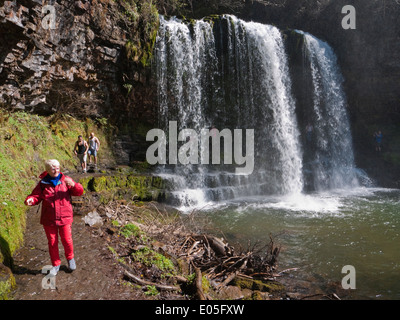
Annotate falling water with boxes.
[154,16,219,208]
[298,31,359,191]
[154,16,359,210]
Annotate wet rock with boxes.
[232,275,285,294]
[216,285,244,300]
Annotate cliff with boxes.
[1,0,160,163]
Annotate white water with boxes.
[298,31,359,191]
[154,16,360,212]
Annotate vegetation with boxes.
[131,246,175,274]
[121,0,160,67]
[120,223,142,238]
[187,271,210,295]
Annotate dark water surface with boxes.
[198,187,400,299]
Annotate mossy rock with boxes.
[79,174,168,202]
[232,275,285,293]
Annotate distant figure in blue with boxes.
[306,124,313,143]
[374,131,383,152]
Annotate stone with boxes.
[83,210,103,227]
[216,286,244,300]
[232,275,285,293]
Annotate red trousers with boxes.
[43,224,74,267]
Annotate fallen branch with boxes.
[194,267,207,300]
[123,269,180,292]
[216,271,239,290]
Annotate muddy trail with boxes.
[11,168,143,300]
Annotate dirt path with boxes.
[11,171,140,300]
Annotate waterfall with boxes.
[153,16,359,210]
[154,16,219,208]
[297,31,359,191]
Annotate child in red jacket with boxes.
[25,159,84,276]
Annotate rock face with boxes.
[0,0,157,163]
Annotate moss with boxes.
[383,152,400,166]
[232,276,285,293]
[120,223,141,238]
[131,246,176,274]
[123,0,160,68]
[202,14,221,25]
[186,272,211,294]
[126,40,140,62]
[80,174,167,202]
[251,291,264,300]
[0,264,16,300]
[176,257,190,276]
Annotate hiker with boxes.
[88,132,100,167]
[73,135,88,173]
[24,159,84,276]
[374,131,383,152]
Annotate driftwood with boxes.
[179,233,281,292]
[123,269,180,292]
[101,201,283,299]
[119,261,180,291]
[194,267,207,300]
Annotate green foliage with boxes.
[123,83,133,95]
[108,246,117,256]
[111,220,120,227]
[131,246,175,274]
[120,223,141,238]
[144,285,159,296]
[0,270,15,300]
[121,0,160,67]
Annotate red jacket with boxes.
[25,171,84,226]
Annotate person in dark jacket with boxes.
[24,159,84,275]
[73,135,88,173]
